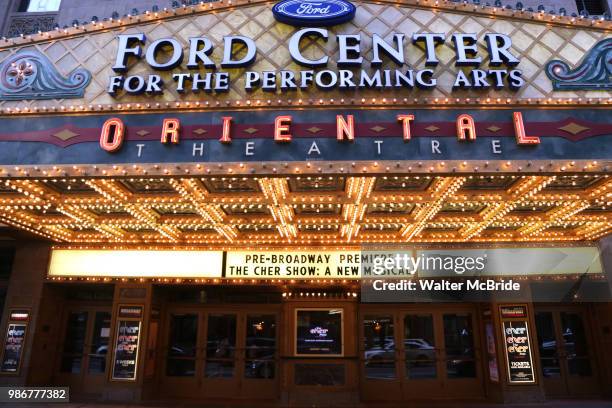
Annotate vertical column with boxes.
[0,241,51,386]
[104,282,152,402]
[594,236,612,397]
[599,234,612,294]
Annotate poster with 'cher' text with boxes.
[111,320,141,381]
[0,324,27,373]
[503,320,535,384]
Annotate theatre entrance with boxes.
[54,306,112,397]
[160,306,280,401]
[360,304,484,402]
[534,305,601,398]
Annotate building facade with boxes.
[0,0,611,37]
[0,0,609,405]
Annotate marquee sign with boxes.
[225,251,361,279]
[46,247,602,280]
[108,30,524,96]
[0,108,609,166]
[48,250,223,278]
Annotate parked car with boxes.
[364,338,435,365]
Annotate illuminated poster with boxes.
[296,309,343,356]
[0,324,27,373]
[502,319,535,384]
[111,307,143,381]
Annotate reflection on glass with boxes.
[443,314,476,378]
[363,315,395,380]
[404,315,436,379]
[244,314,276,379]
[560,312,592,377]
[88,311,111,374]
[205,314,236,378]
[166,313,197,376]
[535,312,561,378]
[60,311,88,373]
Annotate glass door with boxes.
[203,313,237,391]
[87,311,112,378]
[162,311,201,399]
[361,307,484,401]
[241,313,277,397]
[162,308,279,400]
[403,311,481,398]
[56,308,111,393]
[402,313,440,397]
[202,311,278,399]
[535,307,599,397]
[59,311,88,378]
[363,315,396,380]
[441,312,482,398]
[361,314,400,400]
[166,313,198,377]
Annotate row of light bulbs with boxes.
[46,273,604,285]
[3,160,606,180]
[4,96,612,117]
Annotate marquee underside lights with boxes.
[0,173,609,246]
[0,0,608,258]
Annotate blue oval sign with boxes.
[273,0,356,27]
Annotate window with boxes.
[18,0,61,12]
[575,0,606,15]
[363,315,395,379]
[166,314,198,376]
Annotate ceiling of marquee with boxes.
[0,173,609,246]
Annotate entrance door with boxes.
[402,310,482,399]
[56,308,112,395]
[535,306,600,397]
[202,312,277,399]
[163,308,278,400]
[361,306,483,401]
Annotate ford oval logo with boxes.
[273,0,356,27]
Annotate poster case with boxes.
[295,308,344,357]
[110,305,143,381]
[499,305,536,385]
[0,309,30,375]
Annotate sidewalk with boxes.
[2,401,612,408]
